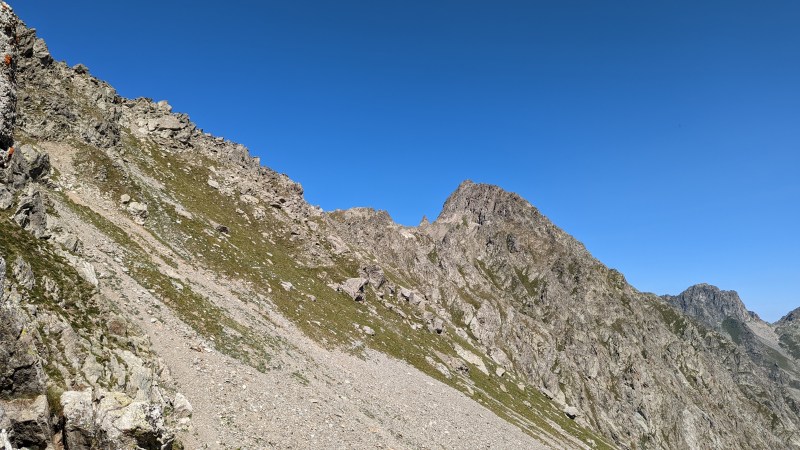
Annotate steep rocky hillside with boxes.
[1,3,798,449]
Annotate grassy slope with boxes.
[52,131,614,448]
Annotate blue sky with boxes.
[14,1,799,321]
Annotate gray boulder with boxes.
[339,278,368,302]
[0,300,45,398]
[563,405,581,420]
[0,187,11,210]
[147,115,184,132]
[12,257,34,291]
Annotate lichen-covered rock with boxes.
[0,301,45,398]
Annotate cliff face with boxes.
[663,284,755,328]
[1,3,799,449]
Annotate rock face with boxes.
[777,308,800,360]
[663,283,755,328]
[61,389,173,450]
[338,277,368,301]
[0,2,16,151]
[327,180,800,449]
[2,4,800,450]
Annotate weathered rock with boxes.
[359,264,385,289]
[0,5,16,151]
[11,256,33,290]
[148,115,184,131]
[172,393,192,420]
[563,405,580,420]
[61,389,174,450]
[0,395,51,449]
[55,232,82,253]
[0,187,11,210]
[127,201,148,224]
[663,284,755,328]
[339,277,368,302]
[0,299,45,398]
[13,190,48,239]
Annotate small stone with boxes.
[564,405,580,420]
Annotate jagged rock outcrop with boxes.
[663,283,757,328]
[0,2,16,151]
[327,180,800,449]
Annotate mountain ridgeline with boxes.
[1,4,799,449]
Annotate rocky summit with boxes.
[0,3,798,449]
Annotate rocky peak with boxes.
[778,307,800,325]
[436,180,538,225]
[663,283,754,329]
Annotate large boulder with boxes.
[2,145,51,190]
[147,115,184,132]
[13,189,49,239]
[61,389,175,450]
[0,299,45,398]
[0,395,51,449]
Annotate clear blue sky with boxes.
[13,1,799,321]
